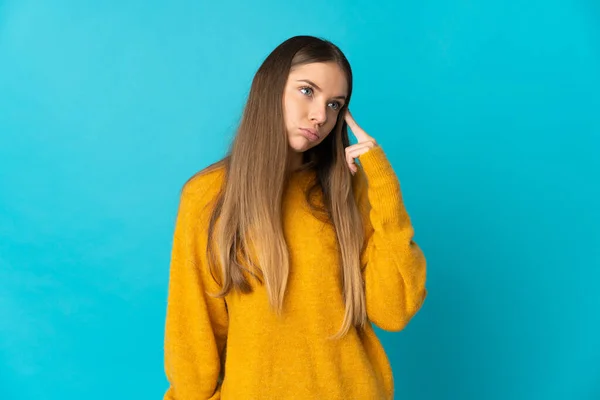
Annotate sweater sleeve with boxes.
[354,146,427,332]
[163,184,229,400]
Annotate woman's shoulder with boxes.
[181,159,227,203]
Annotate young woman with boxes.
[163,35,427,400]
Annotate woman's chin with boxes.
[288,136,313,153]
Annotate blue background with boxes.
[1,0,599,399]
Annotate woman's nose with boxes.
[309,104,327,125]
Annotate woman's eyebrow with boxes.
[296,79,347,101]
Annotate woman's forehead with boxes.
[289,62,348,95]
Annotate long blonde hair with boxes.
[196,36,366,338]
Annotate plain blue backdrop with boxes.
[1,0,599,399]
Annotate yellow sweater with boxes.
[163,146,427,400]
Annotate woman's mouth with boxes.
[299,128,319,141]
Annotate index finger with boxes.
[344,109,369,141]
[344,109,359,131]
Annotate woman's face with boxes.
[283,62,348,154]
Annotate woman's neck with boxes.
[287,149,305,172]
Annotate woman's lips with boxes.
[299,128,319,141]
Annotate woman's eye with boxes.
[300,87,342,111]
[329,101,341,111]
[300,87,313,96]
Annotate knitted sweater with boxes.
[163,146,427,400]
